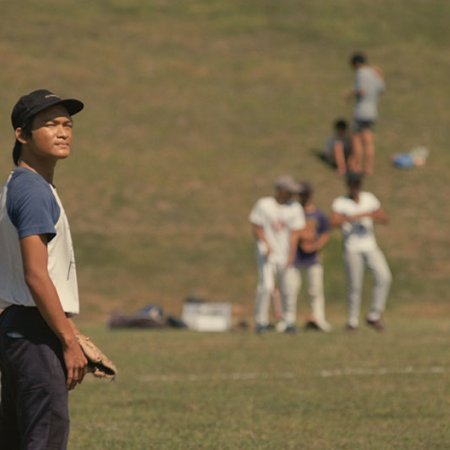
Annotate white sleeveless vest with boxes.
[0,172,79,314]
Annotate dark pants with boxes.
[0,306,69,450]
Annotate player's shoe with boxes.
[275,320,287,333]
[284,324,298,334]
[366,317,384,332]
[305,320,332,332]
[255,324,270,334]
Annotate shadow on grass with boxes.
[310,148,338,173]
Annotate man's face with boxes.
[298,193,309,206]
[336,127,347,138]
[275,188,293,204]
[347,181,361,197]
[28,105,73,160]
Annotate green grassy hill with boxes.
[2,3,450,449]
[1,0,449,324]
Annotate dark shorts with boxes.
[352,119,375,132]
[0,306,69,450]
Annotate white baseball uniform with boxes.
[249,196,305,328]
[331,191,391,327]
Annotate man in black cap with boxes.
[330,172,392,331]
[0,89,87,449]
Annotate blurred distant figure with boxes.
[330,172,392,331]
[344,51,385,175]
[296,182,332,332]
[322,118,352,176]
[249,175,305,333]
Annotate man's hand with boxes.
[63,338,88,390]
[20,235,88,390]
[286,253,296,267]
[342,89,352,100]
[346,209,388,224]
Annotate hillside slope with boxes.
[0,0,449,321]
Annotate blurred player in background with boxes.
[345,51,385,175]
[249,175,305,333]
[330,172,392,331]
[296,182,332,332]
[322,118,352,176]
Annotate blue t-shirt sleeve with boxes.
[317,210,330,234]
[7,173,60,240]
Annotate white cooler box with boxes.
[182,302,231,332]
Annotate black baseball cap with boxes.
[11,89,84,165]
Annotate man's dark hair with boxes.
[346,171,364,186]
[334,118,348,131]
[12,122,32,166]
[350,52,367,66]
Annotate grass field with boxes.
[0,0,449,448]
[70,319,450,450]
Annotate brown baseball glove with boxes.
[76,333,118,380]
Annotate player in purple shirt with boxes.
[296,182,332,332]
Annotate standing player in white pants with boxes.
[249,175,305,333]
[330,172,392,331]
[296,182,332,332]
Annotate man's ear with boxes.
[15,128,29,145]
